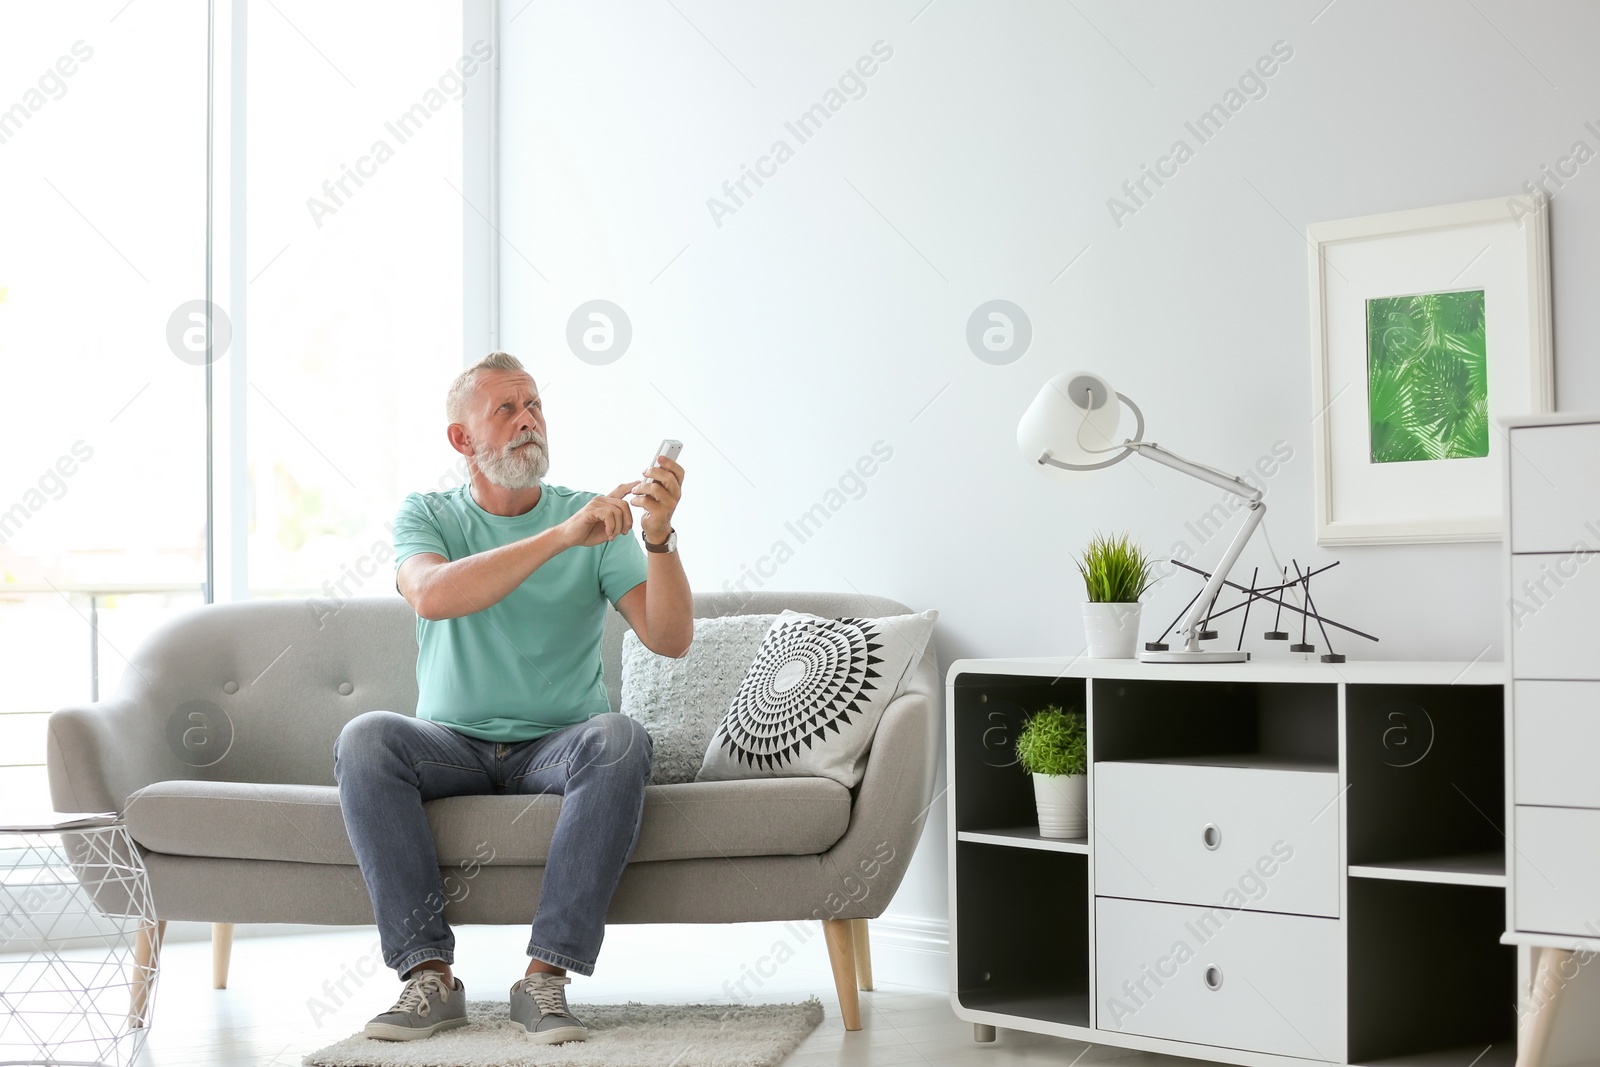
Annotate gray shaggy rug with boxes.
[302,997,825,1067]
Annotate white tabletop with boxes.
[0,811,121,833]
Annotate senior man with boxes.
[333,352,692,1043]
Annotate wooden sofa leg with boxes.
[850,918,874,991]
[1518,946,1573,1067]
[822,919,862,1031]
[213,922,235,989]
[129,919,166,1027]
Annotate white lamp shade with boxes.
[1016,371,1124,466]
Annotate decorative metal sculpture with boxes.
[1145,558,1378,663]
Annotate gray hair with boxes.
[446,352,529,424]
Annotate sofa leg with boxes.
[1518,945,1573,1067]
[822,919,862,1031]
[212,922,235,989]
[850,918,874,991]
[129,919,166,1028]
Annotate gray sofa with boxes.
[46,590,940,1030]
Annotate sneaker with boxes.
[509,971,588,1043]
[363,968,469,1041]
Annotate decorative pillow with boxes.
[620,614,780,785]
[695,608,938,789]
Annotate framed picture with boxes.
[1307,196,1553,545]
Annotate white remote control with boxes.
[641,439,683,485]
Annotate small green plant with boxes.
[1075,531,1154,603]
[1015,705,1086,777]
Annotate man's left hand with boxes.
[628,454,684,544]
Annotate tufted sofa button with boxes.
[337,682,354,696]
[222,681,239,695]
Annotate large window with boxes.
[244,1,471,598]
[0,1,482,814]
[0,2,209,812]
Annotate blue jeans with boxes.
[332,709,653,979]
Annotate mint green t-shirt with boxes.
[391,482,648,742]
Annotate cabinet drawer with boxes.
[1094,762,1340,917]
[1510,556,1600,680]
[1509,423,1600,553]
[1515,681,1600,806]
[1095,896,1343,1060]
[1514,806,1600,937]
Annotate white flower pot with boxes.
[1082,602,1141,659]
[1032,772,1087,838]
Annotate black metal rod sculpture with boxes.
[1156,558,1379,659]
[1236,567,1259,652]
[1265,565,1289,640]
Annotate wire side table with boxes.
[0,813,160,1067]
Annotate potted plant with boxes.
[1015,704,1087,838]
[1075,532,1154,658]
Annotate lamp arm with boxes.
[1126,442,1263,503]
[1126,442,1266,650]
[1177,498,1267,650]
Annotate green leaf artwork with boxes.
[1365,289,1488,463]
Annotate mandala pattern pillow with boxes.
[620,614,780,785]
[695,608,938,789]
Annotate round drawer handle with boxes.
[1204,965,1224,991]
[1202,823,1222,851]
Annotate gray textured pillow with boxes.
[620,614,780,785]
[696,608,938,789]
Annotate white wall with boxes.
[498,0,1600,960]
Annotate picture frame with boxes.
[1306,196,1553,545]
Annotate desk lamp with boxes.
[1017,370,1263,664]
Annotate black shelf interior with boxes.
[1346,683,1504,867]
[1348,879,1514,1063]
[954,841,1090,1028]
[951,672,1087,834]
[1091,678,1338,767]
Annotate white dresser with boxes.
[1504,413,1600,942]
[1501,413,1600,1064]
[947,659,1513,1066]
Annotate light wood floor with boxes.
[119,922,1199,1066]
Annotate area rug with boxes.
[302,997,826,1067]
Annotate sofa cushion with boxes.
[124,776,851,866]
[697,609,937,789]
[620,613,780,785]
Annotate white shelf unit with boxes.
[1498,412,1600,1065]
[1503,413,1600,947]
[947,658,1513,1067]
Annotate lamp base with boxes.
[1139,648,1252,664]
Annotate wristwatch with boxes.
[643,527,677,553]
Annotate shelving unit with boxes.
[954,841,1090,1027]
[1348,878,1514,1066]
[947,658,1510,1067]
[1498,412,1600,1062]
[948,671,1093,1031]
[1345,682,1504,869]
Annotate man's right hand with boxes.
[561,482,639,548]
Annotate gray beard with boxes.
[476,433,549,490]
